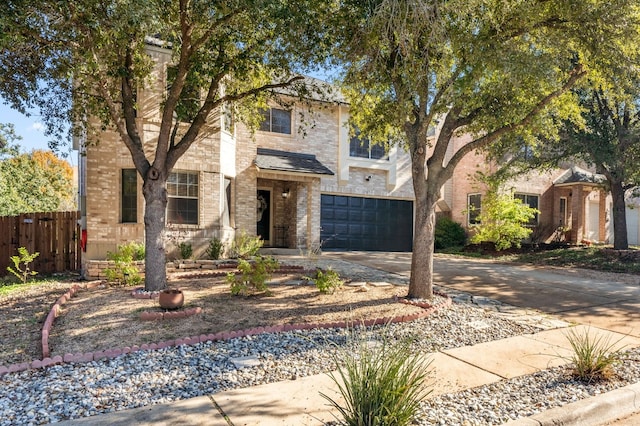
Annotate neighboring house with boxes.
[441,131,611,245]
[76,44,636,270]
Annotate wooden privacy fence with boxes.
[0,211,81,275]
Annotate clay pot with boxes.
[159,288,184,310]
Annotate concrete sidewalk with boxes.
[55,325,640,426]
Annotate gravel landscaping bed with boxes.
[1,292,638,425]
[418,347,640,425]
[1,257,638,425]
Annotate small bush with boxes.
[107,241,145,262]
[306,267,343,294]
[230,231,263,259]
[104,242,144,286]
[434,217,466,250]
[178,242,193,259]
[322,328,432,426]
[7,247,39,284]
[206,238,224,260]
[227,255,279,296]
[564,327,625,382]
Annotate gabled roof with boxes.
[553,166,606,186]
[255,148,334,176]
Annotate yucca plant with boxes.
[321,328,432,426]
[564,327,625,383]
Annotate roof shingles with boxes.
[255,148,334,176]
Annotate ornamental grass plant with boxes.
[322,327,432,426]
[564,327,625,383]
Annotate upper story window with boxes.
[514,193,540,226]
[223,102,234,133]
[349,135,388,160]
[166,66,200,123]
[468,193,482,225]
[259,107,291,134]
[167,171,199,225]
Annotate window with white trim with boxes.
[559,197,568,226]
[349,134,387,160]
[167,171,199,225]
[514,193,540,226]
[468,193,482,225]
[259,108,291,134]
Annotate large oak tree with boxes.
[334,0,640,299]
[0,0,337,290]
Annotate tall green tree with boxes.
[493,55,640,250]
[563,86,640,250]
[335,0,639,299]
[0,149,75,216]
[0,0,337,291]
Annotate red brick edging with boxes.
[0,281,450,376]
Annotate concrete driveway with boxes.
[325,251,640,338]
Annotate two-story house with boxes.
[76,41,637,272]
[75,41,416,268]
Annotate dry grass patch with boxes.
[1,273,423,365]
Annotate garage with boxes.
[320,194,413,251]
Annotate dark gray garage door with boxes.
[321,194,413,251]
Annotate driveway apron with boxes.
[325,252,640,338]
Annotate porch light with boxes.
[282,188,290,199]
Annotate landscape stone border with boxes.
[0,269,451,376]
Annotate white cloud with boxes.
[31,122,44,132]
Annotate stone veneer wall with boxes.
[83,259,236,280]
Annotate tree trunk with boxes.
[610,180,629,250]
[143,175,168,291]
[408,192,438,299]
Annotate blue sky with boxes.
[0,100,66,153]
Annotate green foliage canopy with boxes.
[0,0,339,291]
[333,0,640,298]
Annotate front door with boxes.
[587,201,600,241]
[257,189,271,245]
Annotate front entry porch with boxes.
[254,148,334,250]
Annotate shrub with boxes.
[7,247,39,284]
[469,187,538,251]
[178,242,193,259]
[434,217,466,249]
[108,241,145,261]
[104,242,144,286]
[230,231,263,259]
[227,255,279,296]
[206,237,224,260]
[306,267,343,294]
[322,328,432,426]
[564,327,625,382]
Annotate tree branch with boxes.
[441,64,586,182]
[167,76,304,168]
